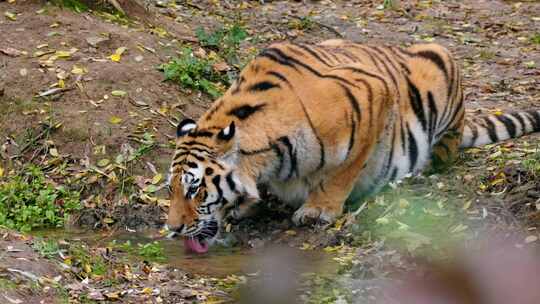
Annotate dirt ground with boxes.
[1,0,540,303]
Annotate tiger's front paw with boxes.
[292,204,339,226]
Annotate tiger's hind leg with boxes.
[429,111,465,173]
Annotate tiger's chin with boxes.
[164,224,219,254]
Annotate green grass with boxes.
[32,237,61,258]
[137,241,165,262]
[350,184,470,255]
[0,278,17,290]
[195,23,248,67]
[49,0,89,13]
[68,244,107,277]
[161,23,250,97]
[288,16,315,31]
[160,47,227,98]
[531,33,540,45]
[0,165,81,232]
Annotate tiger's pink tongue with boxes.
[184,238,209,254]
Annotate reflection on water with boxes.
[30,228,337,278]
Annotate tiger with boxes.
[165,39,540,253]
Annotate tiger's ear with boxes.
[217,121,235,141]
[177,118,197,137]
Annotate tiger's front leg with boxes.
[292,161,366,226]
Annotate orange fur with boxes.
[166,39,540,240]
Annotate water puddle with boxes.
[31,228,337,278]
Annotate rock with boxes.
[86,36,109,48]
[87,289,105,301]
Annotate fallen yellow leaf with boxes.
[109,116,122,124]
[4,11,17,21]
[109,47,127,62]
[55,50,72,58]
[151,173,162,184]
[109,53,121,62]
[49,148,59,157]
[111,90,127,97]
[71,65,87,75]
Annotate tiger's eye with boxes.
[205,167,214,175]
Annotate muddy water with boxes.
[31,229,337,278]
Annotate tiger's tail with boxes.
[460,110,540,148]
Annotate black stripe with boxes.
[526,110,540,131]
[389,167,398,181]
[334,66,389,91]
[247,81,280,92]
[388,47,411,74]
[240,146,273,155]
[427,91,439,144]
[295,92,326,171]
[191,154,205,162]
[416,50,453,102]
[341,84,361,116]
[400,122,406,152]
[406,123,418,171]
[495,114,517,138]
[271,143,284,176]
[347,111,356,158]
[293,43,333,66]
[267,71,290,84]
[260,48,361,89]
[208,159,224,170]
[180,141,212,148]
[373,47,402,93]
[383,127,397,179]
[231,76,245,95]
[416,50,448,79]
[469,122,479,146]
[227,103,266,120]
[508,112,526,134]
[353,45,384,73]
[190,130,213,137]
[279,136,297,180]
[205,99,225,121]
[407,77,427,131]
[211,175,223,202]
[258,49,300,71]
[442,96,464,135]
[482,117,499,142]
[186,161,198,169]
[225,172,237,193]
[339,49,361,63]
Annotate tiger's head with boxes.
[166,117,254,253]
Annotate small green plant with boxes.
[522,150,540,174]
[49,0,89,12]
[68,244,107,277]
[479,50,496,60]
[195,23,248,66]
[289,16,315,31]
[382,0,399,9]
[531,33,540,45]
[138,241,165,262]
[32,238,61,258]
[160,47,226,98]
[0,165,81,232]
